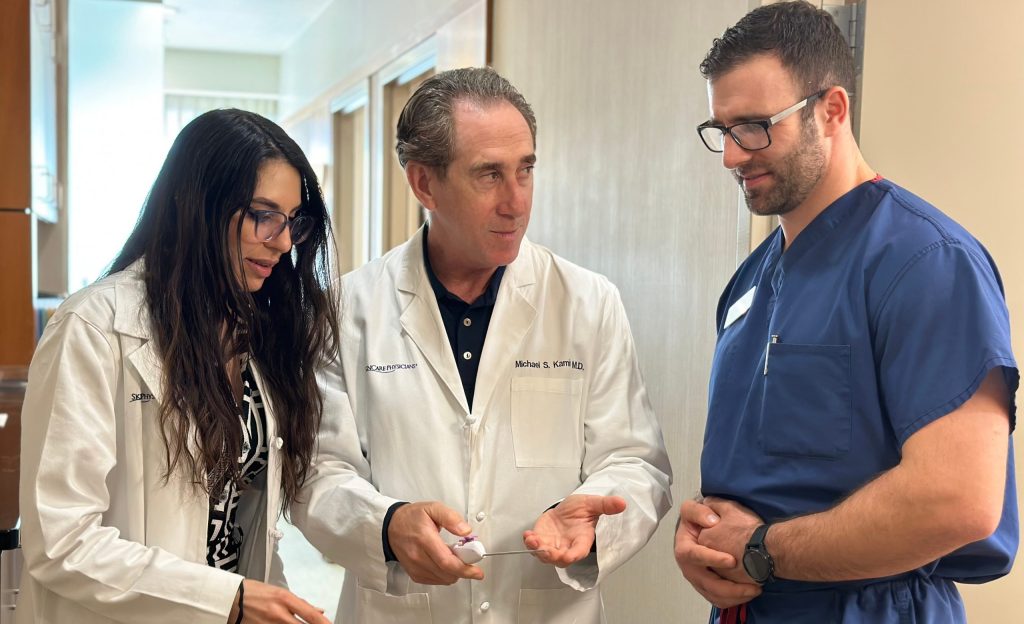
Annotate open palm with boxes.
[523,494,627,567]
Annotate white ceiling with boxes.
[162,0,335,55]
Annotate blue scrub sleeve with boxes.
[873,241,1018,445]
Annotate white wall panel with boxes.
[493,1,748,621]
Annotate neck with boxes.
[426,237,496,303]
[779,145,875,249]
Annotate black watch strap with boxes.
[743,523,776,584]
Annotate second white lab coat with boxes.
[293,230,672,624]
[17,265,287,624]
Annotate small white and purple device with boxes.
[449,535,545,564]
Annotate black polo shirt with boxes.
[422,225,505,411]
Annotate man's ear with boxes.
[820,86,851,138]
[406,161,439,210]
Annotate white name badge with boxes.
[723,287,756,329]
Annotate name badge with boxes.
[723,287,755,329]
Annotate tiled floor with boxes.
[277,520,345,622]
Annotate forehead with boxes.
[707,54,800,123]
[450,100,534,163]
[253,159,302,213]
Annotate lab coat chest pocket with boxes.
[510,377,584,468]
[759,343,852,459]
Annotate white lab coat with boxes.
[17,264,288,624]
[293,229,672,624]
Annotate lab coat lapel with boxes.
[472,239,537,414]
[397,230,471,414]
[113,272,166,403]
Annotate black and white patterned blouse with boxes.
[207,361,269,571]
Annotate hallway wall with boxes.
[492,1,749,620]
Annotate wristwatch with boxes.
[742,523,776,584]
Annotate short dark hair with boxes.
[700,1,855,98]
[395,66,537,175]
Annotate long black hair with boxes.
[109,108,339,508]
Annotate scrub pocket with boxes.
[759,343,852,459]
[510,376,584,468]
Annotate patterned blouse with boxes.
[207,361,269,571]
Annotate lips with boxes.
[491,227,520,240]
[245,257,277,279]
[737,170,772,190]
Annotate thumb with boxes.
[680,499,719,528]
[425,502,472,536]
[591,495,627,516]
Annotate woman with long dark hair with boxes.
[18,109,337,623]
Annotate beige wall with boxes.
[859,1,1024,619]
[492,1,748,621]
[165,48,279,94]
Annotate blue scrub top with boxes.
[702,177,1019,622]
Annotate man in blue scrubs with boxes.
[673,3,1018,622]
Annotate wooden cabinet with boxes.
[0,214,34,367]
[0,1,31,212]
[0,0,67,366]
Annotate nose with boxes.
[497,177,530,217]
[267,224,292,252]
[721,134,752,171]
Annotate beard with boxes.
[736,118,826,217]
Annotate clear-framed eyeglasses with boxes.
[696,89,827,153]
[246,208,314,245]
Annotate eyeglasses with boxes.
[696,90,827,153]
[245,208,314,245]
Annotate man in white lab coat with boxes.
[293,67,672,624]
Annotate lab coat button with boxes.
[463,351,472,360]
[270,528,284,541]
[274,437,284,449]
[480,601,490,611]
[476,511,486,522]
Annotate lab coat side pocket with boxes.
[510,377,584,468]
[355,579,431,623]
[759,343,852,459]
[518,587,602,624]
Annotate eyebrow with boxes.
[468,154,537,175]
[706,112,772,126]
[251,197,302,216]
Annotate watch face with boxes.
[743,550,771,583]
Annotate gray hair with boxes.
[395,67,537,175]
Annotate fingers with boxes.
[389,501,483,585]
[596,495,627,516]
[556,494,627,518]
[422,501,472,537]
[281,591,332,623]
[237,581,333,623]
[401,534,484,584]
[680,563,762,610]
[522,530,592,568]
[522,530,542,552]
[674,515,736,569]
[680,498,721,530]
[576,494,626,516]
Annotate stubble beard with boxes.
[740,119,826,217]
